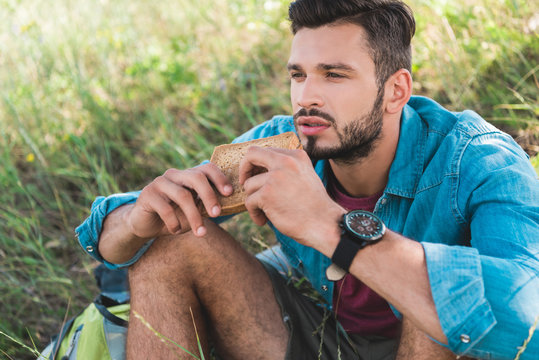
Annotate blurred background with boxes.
[0,0,537,358]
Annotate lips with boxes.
[297,116,331,127]
[297,116,331,136]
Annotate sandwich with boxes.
[201,131,302,216]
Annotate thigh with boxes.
[396,317,456,360]
[129,220,289,360]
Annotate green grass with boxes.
[0,0,537,358]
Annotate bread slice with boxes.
[202,132,302,216]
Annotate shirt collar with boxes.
[385,101,427,199]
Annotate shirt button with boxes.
[321,285,328,292]
[460,334,471,343]
[86,246,94,253]
[381,198,387,205]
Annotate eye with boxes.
[289,72,305,81]
[326,72,345,79]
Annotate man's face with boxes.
[288,23,385,163]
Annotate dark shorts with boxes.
[260,261,399,360]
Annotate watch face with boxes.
[345,211,385,241]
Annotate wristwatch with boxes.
[327,210,386,281]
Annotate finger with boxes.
[238,146,277,185]
[179,169,224,217]
[145,175,189,233]
[168,186,207,236]
[239,146,308,185]
[266,147,311,164]
[196,162,234,196]
[164,165,232,216]
[152,175,205,235]
[244,191,269,226]
[242,171,269,196]
[148,195,183,234]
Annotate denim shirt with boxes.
[76,96,539,359]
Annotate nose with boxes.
[294,77,324,109]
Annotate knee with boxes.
[397,317,456,360]
[128,220,230,282]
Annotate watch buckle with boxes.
[326,263,347,281]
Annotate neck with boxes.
[329,115,400,198]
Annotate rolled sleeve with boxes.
[75,191,141,269]
[74,116,295,268]
[422,243,497,354]
[424,242,539,359]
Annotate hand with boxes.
[239,146,345,253]
[126,163,233,239]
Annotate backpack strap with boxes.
[94,294,129,327]
[50,316,76,360]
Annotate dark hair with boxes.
[289,0,415,88]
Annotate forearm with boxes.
[350,231,446,343]
[319,227,446,343]
[98,204,151,264]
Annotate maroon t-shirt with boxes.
[329,181,401,338]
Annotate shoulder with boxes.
[408,95,500,139]
[407,96,529,171]
[441,110,535,220]
[407,96,537,224]
[232,115,295,144]
[447,110,531,176]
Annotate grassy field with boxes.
[0,0,537,358]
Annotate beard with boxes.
[293,87,385,165]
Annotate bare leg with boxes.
[126,220,288,360]
[396,317,456,360]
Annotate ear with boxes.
[384,69,412,114]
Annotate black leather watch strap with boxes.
[331,232,362,272]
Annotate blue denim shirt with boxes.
[76,96,539,359]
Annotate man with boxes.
[76,0,539,359]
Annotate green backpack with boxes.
[39,266,130,360]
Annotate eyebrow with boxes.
[287,62,357,74]
[287,63,302,71]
